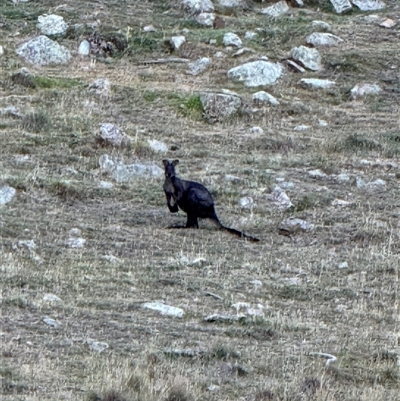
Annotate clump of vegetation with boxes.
[33,76,83,89]
[21,110,51,133]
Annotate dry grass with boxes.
[1,1,400,400]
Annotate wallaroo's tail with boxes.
[221,225,260,242]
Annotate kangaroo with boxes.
[163,159,259,242]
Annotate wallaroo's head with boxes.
[162,159,179,178]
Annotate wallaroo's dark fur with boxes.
[163,160,259,242]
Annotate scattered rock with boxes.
[0,45,4,57]
[147,139,168,153]
[250,279,262,286]
[99,123,130,147]
[286,59,306,73]
[379,18,396,28]
[279,217,315,234]
[260,1,290,17]
[338,261,348,269]
[225,174,242,183]
[16,240,36,250]
[87,338,109,353]
[88,78,111,96]
[232,48,254,57]
[223,32,242,48]
[306,32,343,47]
[43,293,63,303]
[332,199,352,207]
[204,313,242,322]
[291,0,304,6]
[252,91,280,106]
[311,20,331,31]
[200,90,248,123]
[330,0,352,13]
[245,31,257,40]
[335,173,351,183]
[299,78,336,89]
[182,0,214,13]
[78,40,90,56]
[350,83,382,99]
[0,106,23,118]
[142,301,184,318]
[43,317,60,328]
[309,169,327,178]
[37,14,68,37]
[0,185,16,206]
[227,60,284,87]
[170,35,186,50]
[208,385,220,392]
[187,57,211,75]
[294,124,310,131]
[143,25,157,32]
[16,35,71,65]
[239,196,254,209]
[269,186,293,209]
[164,347,207,357]
[290,46,322,71]
[11,67,36,88]
[196,12,216,26]
[67,228,86,249]
[352,0,385,11]
[250,126,264,135]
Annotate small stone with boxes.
[225,174,241,183]
[147,139,168,153]
[270,186,293,209]
[252,91,280,106]
[260,1,290,17]
[379,19,396,28]
[43,317,60,328]
[290,45,322,71]
[279,217,315,233]
[187,57,211,75]
[78,40,90,56]
[232,48,254,57]
[350,83,382,99]
[196,12,215,27]
[88,78,110,96]
[0,45,4,57]
[311,20,331,31]
[338,261,348,269]
[319,119,328,126]
[306,32,343,47]
[37,14,68,37]
[67,237,86,248]
[17,240,36,250]
[43,293,62,303]
[329,0,352,14]
[223,32,242,48]
[143,25,157,32]
[250,126,264,135]
[209,39,217,45]
[335,173,350,183]
[244,31,257,40]
[182,0,215,13]
[238,196,254,209]
[99,181,113,189]
[299,78,336,89]
[142,301,184,318]
[204,313,241,322]
[352,0,386,11]
[309,169,327,178]
[170,35,186,50]
[0,186,16,206]
[99,123,130,147]
[250,279,262,286]
[294,125,310,131]
[87,339,109,353]
[332,199,351,207]
[208,385,220,392]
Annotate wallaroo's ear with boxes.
[162,159,169,167]
[172,159,179,166]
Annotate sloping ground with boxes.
[1,1,399,400]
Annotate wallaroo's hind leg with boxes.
[186,214,199,228]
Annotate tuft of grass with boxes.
[330,134,382,154]
[166,385,192,401]
[33,76,83,89]
[21,111,51,133]
[168,93,204,120]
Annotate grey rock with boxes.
[350,83,381,99]
[227,60,284,87]
[170,35,186,50]
[335,173,351,183]
[223,32,242,48]
[147,139,168,153]
[290,46,322,71]
[294,124,310,131]
[43,293,62,303]
[43,317,61,328]
[200,91,247,123]
[225,174,242,182]
[279,217,315,233]
[142,301,184,318]
[99,123,130,147]
[87,339,109,353]
[0,106,23,118]
[319,119,328,126]
[250,126,264,134]
[260,1,289,17]
[292,0,304,6]
[196,12,216,26]
[88,78,110,96]
[11,67,36,88]
[164,348,207,357]
[16,35,71,65]
[0,185,16,205]
[112,163,164,182]
[270,186,293,209]
[286,59,306,72]
[238,196,254,209]
[330,0,352,13]
[244,31,257,40]
[332,199,352,207]
[232,47,254,57]
[37,14,68,37]
[17,240,36,250]
[309,169,327,178]
[299,78,336,89]
[78,40,90,56]
[306,32,343,46]
[143,25,157,32]
[182,0,214,13]
[217,0,249,8]
[352,0,385,11]
[204,313,242,322]
[0,45,4,57]
[311,20,331,31]
[187,57,211,75]
[67,237,86,248]
[338,261,348,269]
[253,91,280,106]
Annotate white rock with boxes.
[311,20,331,31]
[286,59,305,73]
[329,0,352,13]
[280,217,315,232]
[270,186,293,209]
[16,35,71,65]
[88,78,110,95]
[99,181,113,189]
[250,279,262,286]
[147,139,168,152]
[196,12,215,26]
[245,31,257,40]
[182,0,214,13]
[87,338,109,353]
[228,60,284,87]
[252,91,279,105]
[223,33,242,48]
[260,1,289,17]
[200,91,245,123]
[250,126,264,135]
[217,0,248,7]
[67,237,86,248]
[78,40,90,56]
[225,174,241,183]
[170,35,186,50]
[352,0,385,11]
[335,173,350,182]
[43,317,60,328]
[239,196,254,209]
[332,199,351,207]
[99,123,130,147]
[309,169,327,178]
[350,83,381,99]
[370,179,386,187]
[306,32,343,47]
[208,385,220,392]
[143,25,156,32]
[290,46,322,71]
[338,261,348,269]
[379,19,396,28]
[0,45,4,57]
[142,301,184,318]
[299,78,336,89]
[37,14,68,37]
[319,119,328,126]
[187,57,211,75]
[294,125,310,131]
[17,240,36,250]
[43,293,63,303]
[0,186,16,205]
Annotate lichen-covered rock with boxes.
[16,35,71,65]
[306,32,343,47]
[252,91,280,106]
[350,83,381,99]
[182,0,214,13]
[352,0,386,11]
[99,123,130,147]
[37,14,68,37]
[329,0,352,13]
[187,57,211,75]
[299,78,336,89]
[0,185,16,205]
[223,32,242,48]
[290,46,322,71]
[196,12,215,26]
[260,1,289,17]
